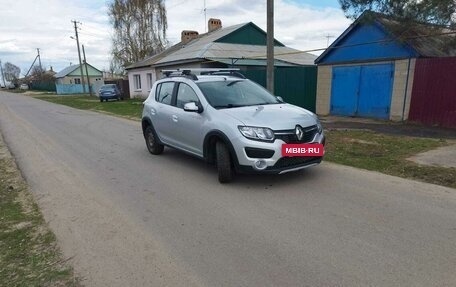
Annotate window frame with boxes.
[133,74,141,90]
[146,73,153,91]
[155,81,176,106]
[175,82,201,109]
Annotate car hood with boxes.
[219,104,317,130]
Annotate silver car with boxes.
[141,70,325,183]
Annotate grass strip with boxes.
[0,135,80,286]
[324,129,455,188]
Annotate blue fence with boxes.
[56,84,93,95]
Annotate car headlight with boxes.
[238,126,275,142]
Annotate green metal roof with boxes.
[214,22,284,46]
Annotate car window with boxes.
[176,83,200,109]
[156,82,174,105]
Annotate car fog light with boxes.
[254,160,267,170]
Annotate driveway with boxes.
[1,91,456,287]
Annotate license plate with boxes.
[282,144,324,157]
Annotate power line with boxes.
[195,30,456,64]
[250,30,456,59]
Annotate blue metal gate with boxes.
[330,63,394,119]
[330,66,360,116]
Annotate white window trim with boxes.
[146,73,153,92]
[133,74,142,91]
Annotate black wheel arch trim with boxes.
[141,117,164,145]
[203,130,240,168]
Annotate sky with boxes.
[0,0,351,76]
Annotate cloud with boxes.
[166,0,351,53]
[0,0,351,75]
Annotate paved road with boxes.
[1,92,456,287]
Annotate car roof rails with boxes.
[200,69,246,79]
[162,69,198,80]
[161,68,246,80]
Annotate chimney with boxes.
[208,18,222,32]
[181,30,199,44]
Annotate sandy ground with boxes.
[408,144,456,168]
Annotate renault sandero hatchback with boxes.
[142,69,325,183]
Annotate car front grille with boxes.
[275,125,318,144]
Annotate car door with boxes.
[171,82,206,157]
[152,81,180,146]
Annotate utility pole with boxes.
[72,20,86,93]
[82,45,92,96]
[325,34,334,47]
[266,0,274,93]
[204,0,207,32]
[36,48,42,72]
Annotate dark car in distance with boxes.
[98,84,123,102]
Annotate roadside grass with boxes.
[0,136,80,286]
[324,129,456,188]
[34,94,144,120]
[30,94,455,188]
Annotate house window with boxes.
[75,78,81,84]
[147,73,153,90]
[134,74,141,90]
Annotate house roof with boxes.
[377,16,456,57]
[315,11,456,64]
[55,65,79,78]
[126,22,316,70]
[55,63,102,78]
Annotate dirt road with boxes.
[1,92,456,286]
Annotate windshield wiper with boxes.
[213,104,244,109]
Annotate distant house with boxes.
[126,18,317,107]
[55,63,103,94]
[315,11,456,127]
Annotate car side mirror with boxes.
[183,102,203,113]
[276,96,284,103]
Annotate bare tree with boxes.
[3,62,21,82]
[108,0,168,71]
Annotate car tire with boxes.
[100,98,103,102]
[216,141,233,183]
[145,126,164,155]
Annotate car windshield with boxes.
[196,80,281,109]
[100,85,115,91]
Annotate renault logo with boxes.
[295,126,303,141]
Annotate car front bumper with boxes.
[100,93,119,99]
[231,132,325,174]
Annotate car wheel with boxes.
[145,126,164,155]
[216,141,233,183]
[100,98,103,102]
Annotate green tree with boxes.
[108,0,168,71]
[338,0,456,26]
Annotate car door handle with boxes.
[172,115,178,122]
